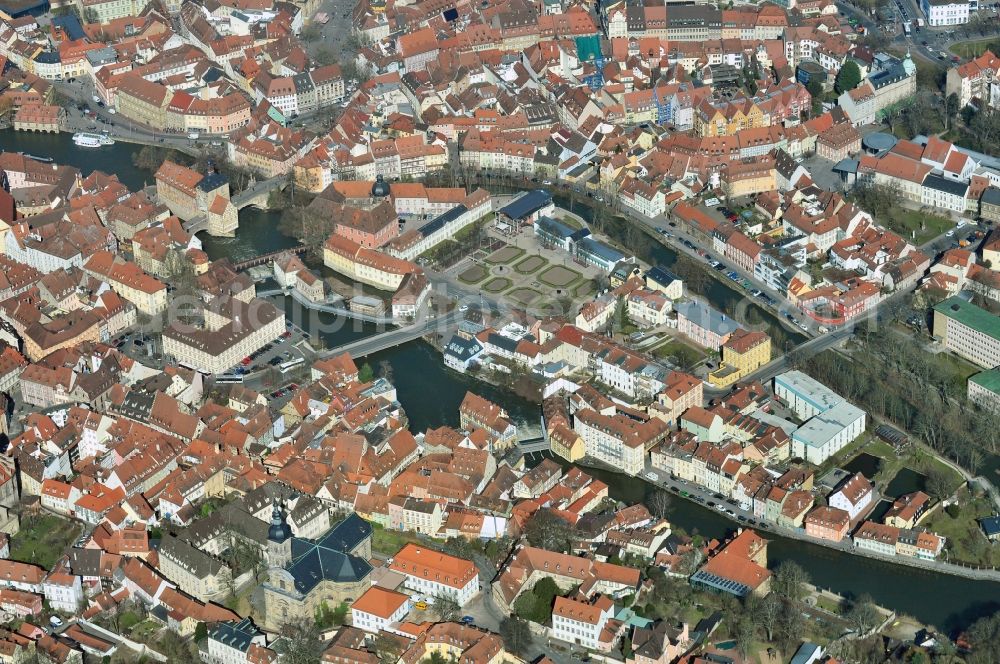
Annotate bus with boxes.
[216,374,244,384]
[279,358,306,373]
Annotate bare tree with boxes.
[648,489,672,519]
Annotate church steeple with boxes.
[268,503,291,543]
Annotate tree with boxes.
[373,632,403,663]
[300,24,321,41]
[925,467,954,502]
[733,616,756,659]
[806,78,824,115]
[155,631,199,664]
[835,61,862,94]
[434,593,461,622]
[964,610,1000,664]
[670,254,711,295]
[514,577,561,623]
[314,46,338,66]
[677,548,703,575]
[194,622,208,642]
[280,205,334,260]
[774,600,805,652]
[771,561,809,602]
[523,509,574,553]
[846,594,881,636]
[281,618,324,664]
[850,179,901,223]
[945,92,960,131]
[358,362,375,383]
[499,616,532,655]
[648,489,672,518]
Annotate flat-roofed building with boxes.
[968,368,1000,411]
[933,296,1000,369]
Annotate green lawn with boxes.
[949,38,1000,59]
[920,490,1000,567]
[883,209,955,246]
[556,215,584,231]
[371,524,421,556]
[652,340,706,369]
[10,514,81,570]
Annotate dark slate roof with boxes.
[535,215,578,240]
[198,171,229,192]
[923,173,968,197]
[497,189,552,221]
[981,187,1000,206]
[68,548,103,577]
[418,205,467,239]
[52,15,86,41]
[646,265,680,286]
[486,332,518,354]
[444,334,482,361]
[318,513,372,552]
[210,618,260,653]
[576,236,626,263]
[284,514,374,594]
[980,515,1000,537]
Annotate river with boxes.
[6,130,999,633]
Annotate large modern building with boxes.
[933,296,1000,369]
[968,368,1000,411]
[774,371,866,464]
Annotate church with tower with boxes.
[259,506,374,631]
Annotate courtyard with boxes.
[453,222,605,312]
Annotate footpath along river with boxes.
[5,129,999,633]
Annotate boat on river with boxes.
[72,132,115,148]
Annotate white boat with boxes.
[73,132,115,148]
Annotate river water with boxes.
[5,130,999,632]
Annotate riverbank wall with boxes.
[571,456,1000,583]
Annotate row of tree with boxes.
[799,324,1000,475]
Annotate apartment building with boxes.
[675,301,742,349]
[205,619,267,664]
[574,408,670,476]
[23,311,102,362]
[324,234,421,291]
[158,535,231,601]
[932,296,1000,369]
[550,595,617,651]
[829,472,874,520]
[351,586,410,634]
[154,160,233,236]
[946,49,999,109]
[921,0,969,26]
[388,543,480,606]
[968,368,1000,411]
[804,506,851,542]
[708,330,771,388]
[459,392,517,451]
[162,297,285,375]
[41,572,83,613]
[492,545,640,614]
[83,251,167,315]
